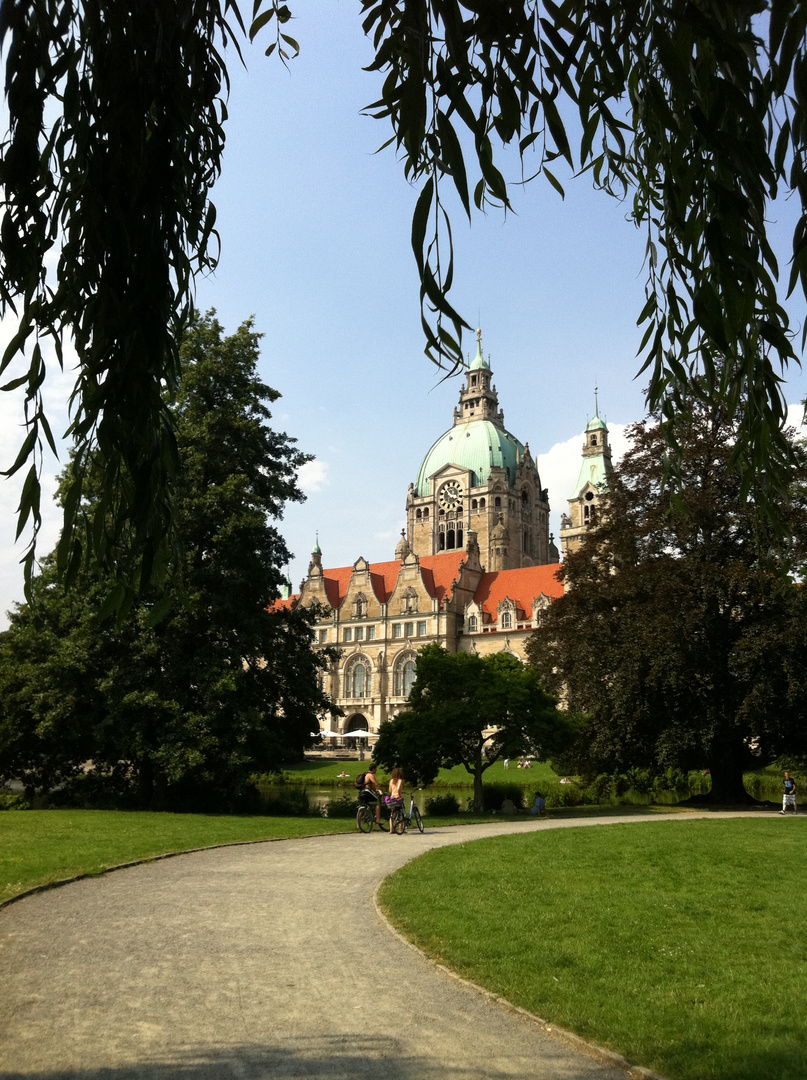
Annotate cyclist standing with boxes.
[363,762,384,826]
[387,768,404,833]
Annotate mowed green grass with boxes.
[0,810,357,903]
[378,818,806,1080]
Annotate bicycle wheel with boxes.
[391,808,405,835]
[412,806,425,833]
[357,806,374,833]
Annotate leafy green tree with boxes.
[2,2,806,591]
[0,313,336,809]
[526,406,807,803]
[373,643,573,810]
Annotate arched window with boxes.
[479,498,486,509]
[501,611,512,630]
[494,496,501,508]
[439,531,445,550]
[347,659,370,698]
[423,508,429,519]
[467,614,478,632]
[396,656,417,698]
[416,509,422,520]
[446,528,455,548]
[352,592,367,619]
[471,499,478,510]
[590,435,598,445]
[457,527,463,548]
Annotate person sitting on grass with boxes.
[530,792,546,816]
[386,767,404,833]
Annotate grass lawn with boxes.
[277,757,557,788]
[378,818,806,1080]
[0,810,358,904]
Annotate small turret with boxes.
[395,529,411,561]
[308,532,323,576]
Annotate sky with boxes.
[0,2,806,624]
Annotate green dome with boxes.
[415,420,536,495]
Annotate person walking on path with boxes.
[780,771,798,815]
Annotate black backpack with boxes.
[354,772,367,790]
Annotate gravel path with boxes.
[0,811,768,1079]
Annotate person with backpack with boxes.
[356,763,383,826]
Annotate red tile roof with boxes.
[269,556,564,620]
[474,564,563,620]
[316,551,468,608]
[267,595,298,613]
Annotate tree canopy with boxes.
[373,642,573,809]
[1,2,805,593]
[526,403,807,803]
[0,313,336,810]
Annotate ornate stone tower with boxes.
[405,331,553,570]
[560,393,613,558]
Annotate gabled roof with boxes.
[473,564,563,620]
[307,551,468,610]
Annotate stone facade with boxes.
[286,532,563,736]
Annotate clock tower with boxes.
[405,331,555,570]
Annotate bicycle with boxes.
[356,790,390,833]
[401,789,425,833]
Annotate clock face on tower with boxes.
[438,480,463,512]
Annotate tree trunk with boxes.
[471,773,483,812]
[707,762,756,805]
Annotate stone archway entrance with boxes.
[344,715,369,759]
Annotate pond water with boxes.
[256,782,457,814]
[254,781,704,815]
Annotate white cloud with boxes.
[297,459,329,493]
[787,402,806,431]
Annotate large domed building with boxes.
[278,333,610,738]
[406,330,558,569]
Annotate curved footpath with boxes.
[0,810,769,1080]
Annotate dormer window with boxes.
[467,614,478,632]
[501,611,512,629]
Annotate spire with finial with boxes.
[468,326,490,372]
[312,530,321,555]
